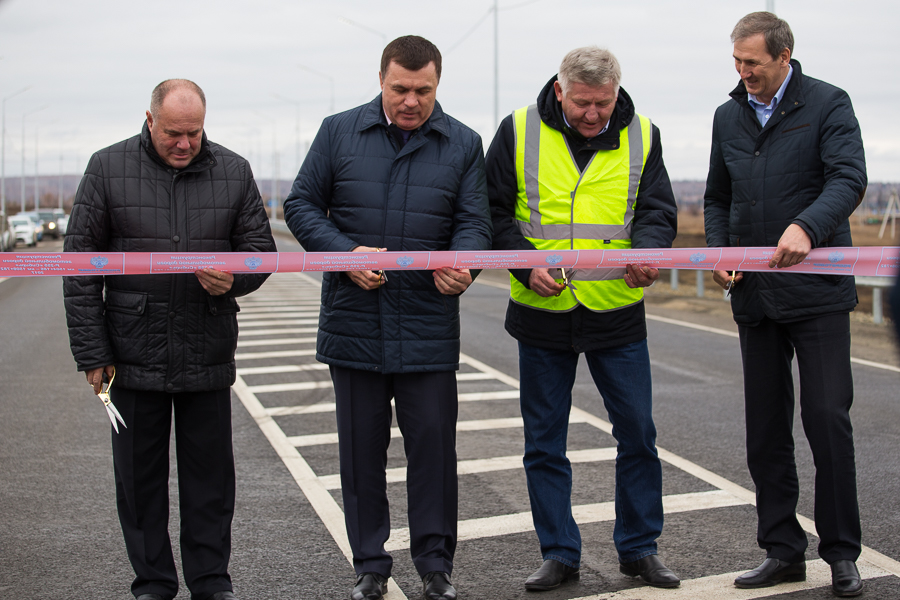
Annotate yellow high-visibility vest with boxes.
[511,104,652,312]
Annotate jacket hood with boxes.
[536,74,636,142]
[729,58,804,107]
[140,120,213,171]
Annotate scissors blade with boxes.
[107,400,127,430]
[105,404,120,433]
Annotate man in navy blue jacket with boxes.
[705,12,866,597]
[283,36,491,600]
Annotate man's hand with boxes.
[347,246,387,290]
[713,270,743,290]
[769,224,812,269]
[624,264,659,288]
[196,268,234,296]
[86,365,115,395]
[528,268,566,297]
[433,268,473,295]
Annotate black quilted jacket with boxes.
[63,122,275,392]
[283,95,492,373]
[705,60,866,325]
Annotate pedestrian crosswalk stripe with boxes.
[238,319,319,327]
[384,490,746,552]
[234,349,317,360]
[248,381,333,393]
[237,364,329,375]
[237,337,316,348]
[238,311,321,320]
[237,327,318,337]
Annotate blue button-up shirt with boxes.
[748,65,793,127]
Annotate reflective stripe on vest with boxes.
[511,104,652,313]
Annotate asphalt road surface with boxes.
[1,235,899,599]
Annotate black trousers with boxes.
[330,367,458,579]
[738,313,861,564]
[110,387,235,600]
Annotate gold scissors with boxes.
[97,367,127,433]
[555,267,572,297]
[725,271,737,297]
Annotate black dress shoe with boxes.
[423,572,456,600]
[620,555,680,588]
[351,572,387,600]
[734,558,806,588]
[136,595,165,600]
[524,559,580,591]
[209,592,237,600]
[831,560,863,597]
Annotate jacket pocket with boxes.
[206,296,239,364]
[104,290,149,365]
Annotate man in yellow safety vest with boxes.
[486,46,679,592]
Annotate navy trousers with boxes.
[330,367,458,579]
[738,313,861,564]
[110,387,235,600]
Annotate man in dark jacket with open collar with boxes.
[283,36,491,600]
[63,79,275,600]
[704,12,866,597]
[486,47,679,592]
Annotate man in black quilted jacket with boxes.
[284,36,491,600]
[63,79,275,600]
[704,12,866,597]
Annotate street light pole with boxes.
[2,86,30,216]
[494,0,499,133]
[21,105,47,212]
[272,93,303,175]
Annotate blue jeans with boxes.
[518,339,663,566]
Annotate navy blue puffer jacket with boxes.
[705,60,866,325]
[284,95,492,372]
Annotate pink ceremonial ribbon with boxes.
[1,246,897,278]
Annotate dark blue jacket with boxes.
[705,60,866,325]
[283,95,492,372]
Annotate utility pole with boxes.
[58,152,63,211]
[767,0,775,12]
[2,86,30,216]
[21,105,47,211]
[33,126,38,210]
[494,0,499,132]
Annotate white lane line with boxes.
[267,403,336,416]
[571,560,890,600]
[240,304,322,312]
[239,312,320,320]
[317,447,619,490]
[231,374,409,600]
[248,381,333,393]
[238,327,318,337]
[646,313,900,372]
[234,349,317,360]
[0,277,8,284]
[473,277,510,290]
[237,337,316,348]
[237,364,329,375]
[456,372,496,381]
[458,390,520,402]
[384,490,745,552]
[238,319,319,327]
[285,414,589,448]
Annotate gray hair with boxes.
[558,46,621,94]
[731,12,794,60]
[150,79,206,118]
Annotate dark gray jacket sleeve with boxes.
[792,89,867,247]
[283,120,360,253]
[62,154,114,372]
[703,108,732,248]
[226,160,276,298]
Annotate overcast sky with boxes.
[1,0,897,184]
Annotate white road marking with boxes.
[233,349,317,360]
[237,319,319,327]
[472,277,510,290]
[248,381,334,393]
[237,337,316,348]
[238,311,320,320]
[646,313,900,372]
[458,390,520,401]
[237,364,329,375]
[231,274,900,599]
[238,327,318,337]
[571,559,890,600]
[385,490,746,552]
[317,447,619,490]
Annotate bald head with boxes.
[149,79,206,119]
[146,79,206,169]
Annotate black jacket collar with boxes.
[140,120,214,172]
[359,94,450,139]
[536,74,636,148]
